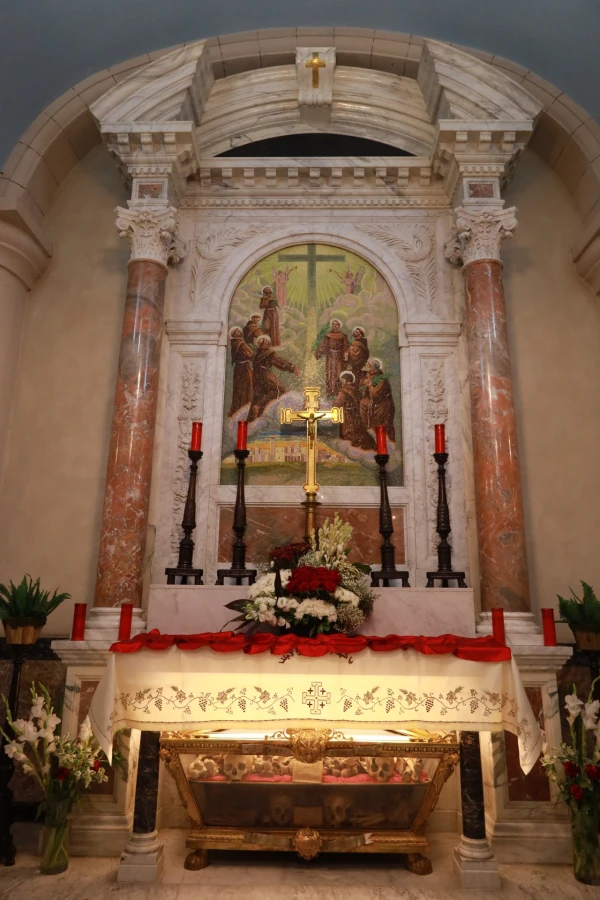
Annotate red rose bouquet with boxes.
[226,514,375,637]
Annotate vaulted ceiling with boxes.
[1,1,599,167]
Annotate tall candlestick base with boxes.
[216,449,256,586]
[302,491,321,546]
[370,453,410,588]
[426,451,467,588]
[165,449,204,585]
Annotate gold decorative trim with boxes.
[294,828,323,860]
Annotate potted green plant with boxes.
[0,575,71,645]
[558,581,600,650]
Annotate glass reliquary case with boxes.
[160,727,459,874]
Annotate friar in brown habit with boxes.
[227,326,254,417]
[336,371,376,451]
[259,286,281,346]
[360,357,396,442]
[314,318,350,397]
[243,313,263,345]
[248,335,300,422]
[346,326,370,382]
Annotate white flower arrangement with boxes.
[294,599,338,621]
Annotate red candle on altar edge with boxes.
[491,608,506,646]
[118,603,134,642]
[434,423,446,454]
[71,603,87,641]
[541,608,557,646]
[190,421,202,451]
[237,421,248,451]
[375,425,387,455]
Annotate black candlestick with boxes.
[371,453,410,588]
[426,451,467,588]
[165,449,204,585]
[216,449,256,586]
[0,643,26,865]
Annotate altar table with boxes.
[90,632,542,774]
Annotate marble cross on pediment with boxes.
[295,47,336,124]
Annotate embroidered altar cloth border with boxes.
[89,633,542,773]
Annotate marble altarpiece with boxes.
[46,36,575,887]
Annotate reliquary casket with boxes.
[160,726,459,874]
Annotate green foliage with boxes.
[558,581,600,627]
[0,575,71,621]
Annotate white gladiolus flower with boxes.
[17,720,40,743]
[4,740,27,761]
[39,727,56,743]
[565,694,584,725]
[45,713,61,732]
[583,700,600,730]
[22,763,33,774]
[78,716,93,743]
[30,696,46,719]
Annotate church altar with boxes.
[89,631,541,775]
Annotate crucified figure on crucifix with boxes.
[280,386,344,541]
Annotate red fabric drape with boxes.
[110,630,511,662]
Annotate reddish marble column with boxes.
[454,206,530,613]
[93,258,167,608]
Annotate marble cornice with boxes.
[181,196,451,210]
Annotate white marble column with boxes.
[0,220,49,484]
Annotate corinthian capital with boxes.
[445,206,518,268]
[115,206,186,267]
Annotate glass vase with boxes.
[39,799,72,875]
[570,804,600,885]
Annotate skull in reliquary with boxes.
[369,756,396,782]
[323,792,351,827]
[224,754,253,782]
[270,792,294,827]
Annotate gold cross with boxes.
[280,387,343,494]
[305,52,327,88]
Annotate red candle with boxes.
[434,424,446,454]
[71,603,87,641]
[541,608,557,646]
[375,426,387,455]
[491,608,506,646]
[190,421,202,451]
[118,603,134,641]
[237,421,248,451]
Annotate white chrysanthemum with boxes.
[334,586,360,607]
[248,573,276,598]
[294,599,337,621]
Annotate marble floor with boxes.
[0,827,597,900]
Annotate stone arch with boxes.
[2,28,600,294]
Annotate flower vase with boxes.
[570,804,600,885]
[39,800,72,875]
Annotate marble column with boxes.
[453,731,500,889]
[451,207,536,629]
[118,730,164,882]
[89,207,181,637]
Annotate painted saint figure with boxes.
[227,326,254,417]
[336,372,376,451]
[259,286,281,346]
[243,313,263,345]
[314,318,350,397]
[346,326,370,381]
[272,265,296,308]
[248,335,300,422]
[360,357,396,442]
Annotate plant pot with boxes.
[2,616,46,645]
[570,804,600,884]
[571,626,600,650]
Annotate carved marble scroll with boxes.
[359,223,437,313]
[190,224,273,306]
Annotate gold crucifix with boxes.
[305,52,327,88]
[281,386,344,541]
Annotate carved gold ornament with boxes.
[282,727,333,763]
[293,828,323,860]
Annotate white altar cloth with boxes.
[90,641,541,774]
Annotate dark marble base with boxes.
[459,731,486,841]
[133,731,161,835]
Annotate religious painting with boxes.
[221,243,403,486]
